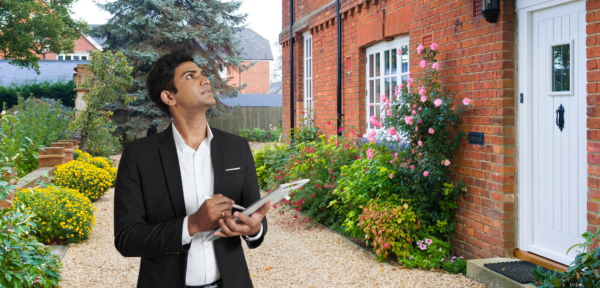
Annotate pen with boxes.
[202,195,246,210]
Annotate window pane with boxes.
[385,78,391,101]
[392,77,398,99]
[370,80,374,104]
[391,49,397,75]
[376,79,380,103]
[376,53,380,77]
[401,46,409,73]
[552,44,570,92]
[58,56,64,60]
[81,56,87,60]
[73,56,79,60]
[65,55,72,60]
[369,106,374,128]
[369,54,374,78]
[385,50,390,76]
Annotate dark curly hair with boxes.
[146,51,195,116]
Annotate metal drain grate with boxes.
[484,261,551,284]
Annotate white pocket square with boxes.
[225,167,241,171]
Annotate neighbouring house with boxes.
[0,60,89,86]
[279,0,593,270]
[222,29,275,94]
[209,93,282,135]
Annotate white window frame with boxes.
[364,36,410,138]
[548,39,574,96]
[58,53,90,61]
[303,31,313,122]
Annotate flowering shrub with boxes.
[329,143,408,238]
[0,204,63,287]
[359,200,421,261]
[71,150,117,187]
[239,124,282,142]
[401,236,451,270]
[11,186,96,244]
[0,109,40,177]
[53,160,112,201]
[253,142,293,190]
[368,43,469,237]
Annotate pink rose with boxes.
[390,161,393,164]
[381,94,388,104]
[367,130,377,143]
[394,152,398,158]
[417,44,425,54]
[423,171,429,176]
[407,78,413,84]
[429,128,435,134]
[404,116,414,125]
[412,150,415,154]
[394,86,400,96]
[387,109,392,117]
[370,114,381,127]
[408,71,412,76]
[327,121,331,125]
[420,60,428,68]
[430,43,438,50]
[432,62,440,70]
[366,148,374,160]
[410,165,415,169]
[444,159,451,166]
[412,110,417,115]
[434,98,443,107]
[301,111,306,115]
[419,86,427,96]
[420,95,427,102]
[418,140,423,146]
[369,103,373,107]
[395,135,401,141]
[389,173,394,179]
[418,107,422,111]
[399,83,404,88]
[463,98,470,106]
[413,104,417,108]
[415,126,418,131]
[388,127,397,135]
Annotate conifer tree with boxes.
[91,0,248,137]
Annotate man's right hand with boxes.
[188,194,234,236]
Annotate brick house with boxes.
[279,0,595,267]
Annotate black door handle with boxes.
[556,104,565,131]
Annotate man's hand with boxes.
[188,194,234,236]
[215,200,273,238]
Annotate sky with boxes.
[71,0,283,80]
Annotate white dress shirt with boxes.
[173,122,262,286]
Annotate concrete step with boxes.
[467,258,536,288]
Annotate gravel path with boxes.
[58,152,485,288]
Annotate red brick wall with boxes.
[228,61,271,94]
[587,0,600,232]
[281,0,520,260]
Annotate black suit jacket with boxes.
[114,122,267,288]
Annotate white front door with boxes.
[529,1,586,265]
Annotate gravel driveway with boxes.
[58,152,485,288]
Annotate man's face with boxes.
[168,61,215,112]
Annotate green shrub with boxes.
[442,257,467,274]
[532,226,600,287]
[53,160,112,201]
[0,80,76,109]
[12,186,96,244]
[239,124,281,142]
[9,95,75,148]
[86,115,122,157]
[0,109,40,177]
[359,200,421,261]
[0,187,63,287]
[401,236,451,270]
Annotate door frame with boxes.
[517,0,586,262]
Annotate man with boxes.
[114,51,273,288]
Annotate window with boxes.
[303,31,313,121]
[57,53,90,61]
[365,36,410,137]
[549,40,574,96]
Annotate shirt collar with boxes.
[172,121,214,152]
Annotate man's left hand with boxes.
[215,200,273,238]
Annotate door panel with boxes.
[530,1,586,265]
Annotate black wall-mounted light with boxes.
[481,0,500,23]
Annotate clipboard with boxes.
[201,179,310,243]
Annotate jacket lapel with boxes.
[158,122,187,219]
[210,129,226,199]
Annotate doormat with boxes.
[483,261,551,284]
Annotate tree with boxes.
[91,0,249,137]
[271,41,282,83]
[0,0,87,73]
[69,50,133,154]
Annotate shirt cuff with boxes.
[182,216,196,245]
[243,223,263,242]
